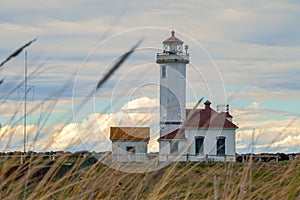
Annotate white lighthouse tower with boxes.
[156,30,189,137]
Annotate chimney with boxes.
[225,104,233,121]
[204,100,211,109]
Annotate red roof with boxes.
[185,101,238,129]
[110,127,150,141]
[163,30,183,43]
[158,100,238,140]
[159,129,186,140]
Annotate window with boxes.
[216,136,226,156]
[176,45,183,52]
[195,136,204,155]
[170,141,179,154]
[163,44,170,52]
[170,44,175,51]
[126,146,136,153]
[161,65,166,78]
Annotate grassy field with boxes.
[1,155,300,199]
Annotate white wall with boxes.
[160,62,187,137]
[185,129,236,157]
[159,139,188,154]
[112,141,148,154]
[112,141,148,162]
[159,129,236,162]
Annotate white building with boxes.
[157,31,238,162]
[110,127,150,162]
[158,100,238,162]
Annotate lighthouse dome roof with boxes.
[163,30,183,43]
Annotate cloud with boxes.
[233,101,300,153]
[1,1,299,105]
[0,100,72,118]
[0,97,160,152]
[0,125,38,151]
[216,9,254,21]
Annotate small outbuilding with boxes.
[110,127,150,162]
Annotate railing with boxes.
[156,52,189,63]
[159,154,236,162]
[240,154,279,163]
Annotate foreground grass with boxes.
[0,156,299,199]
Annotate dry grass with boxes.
[1,156,300,199]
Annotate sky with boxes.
[0,0,299,154]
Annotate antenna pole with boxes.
[24,51,27,154]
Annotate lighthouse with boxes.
[156,31,189,137]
